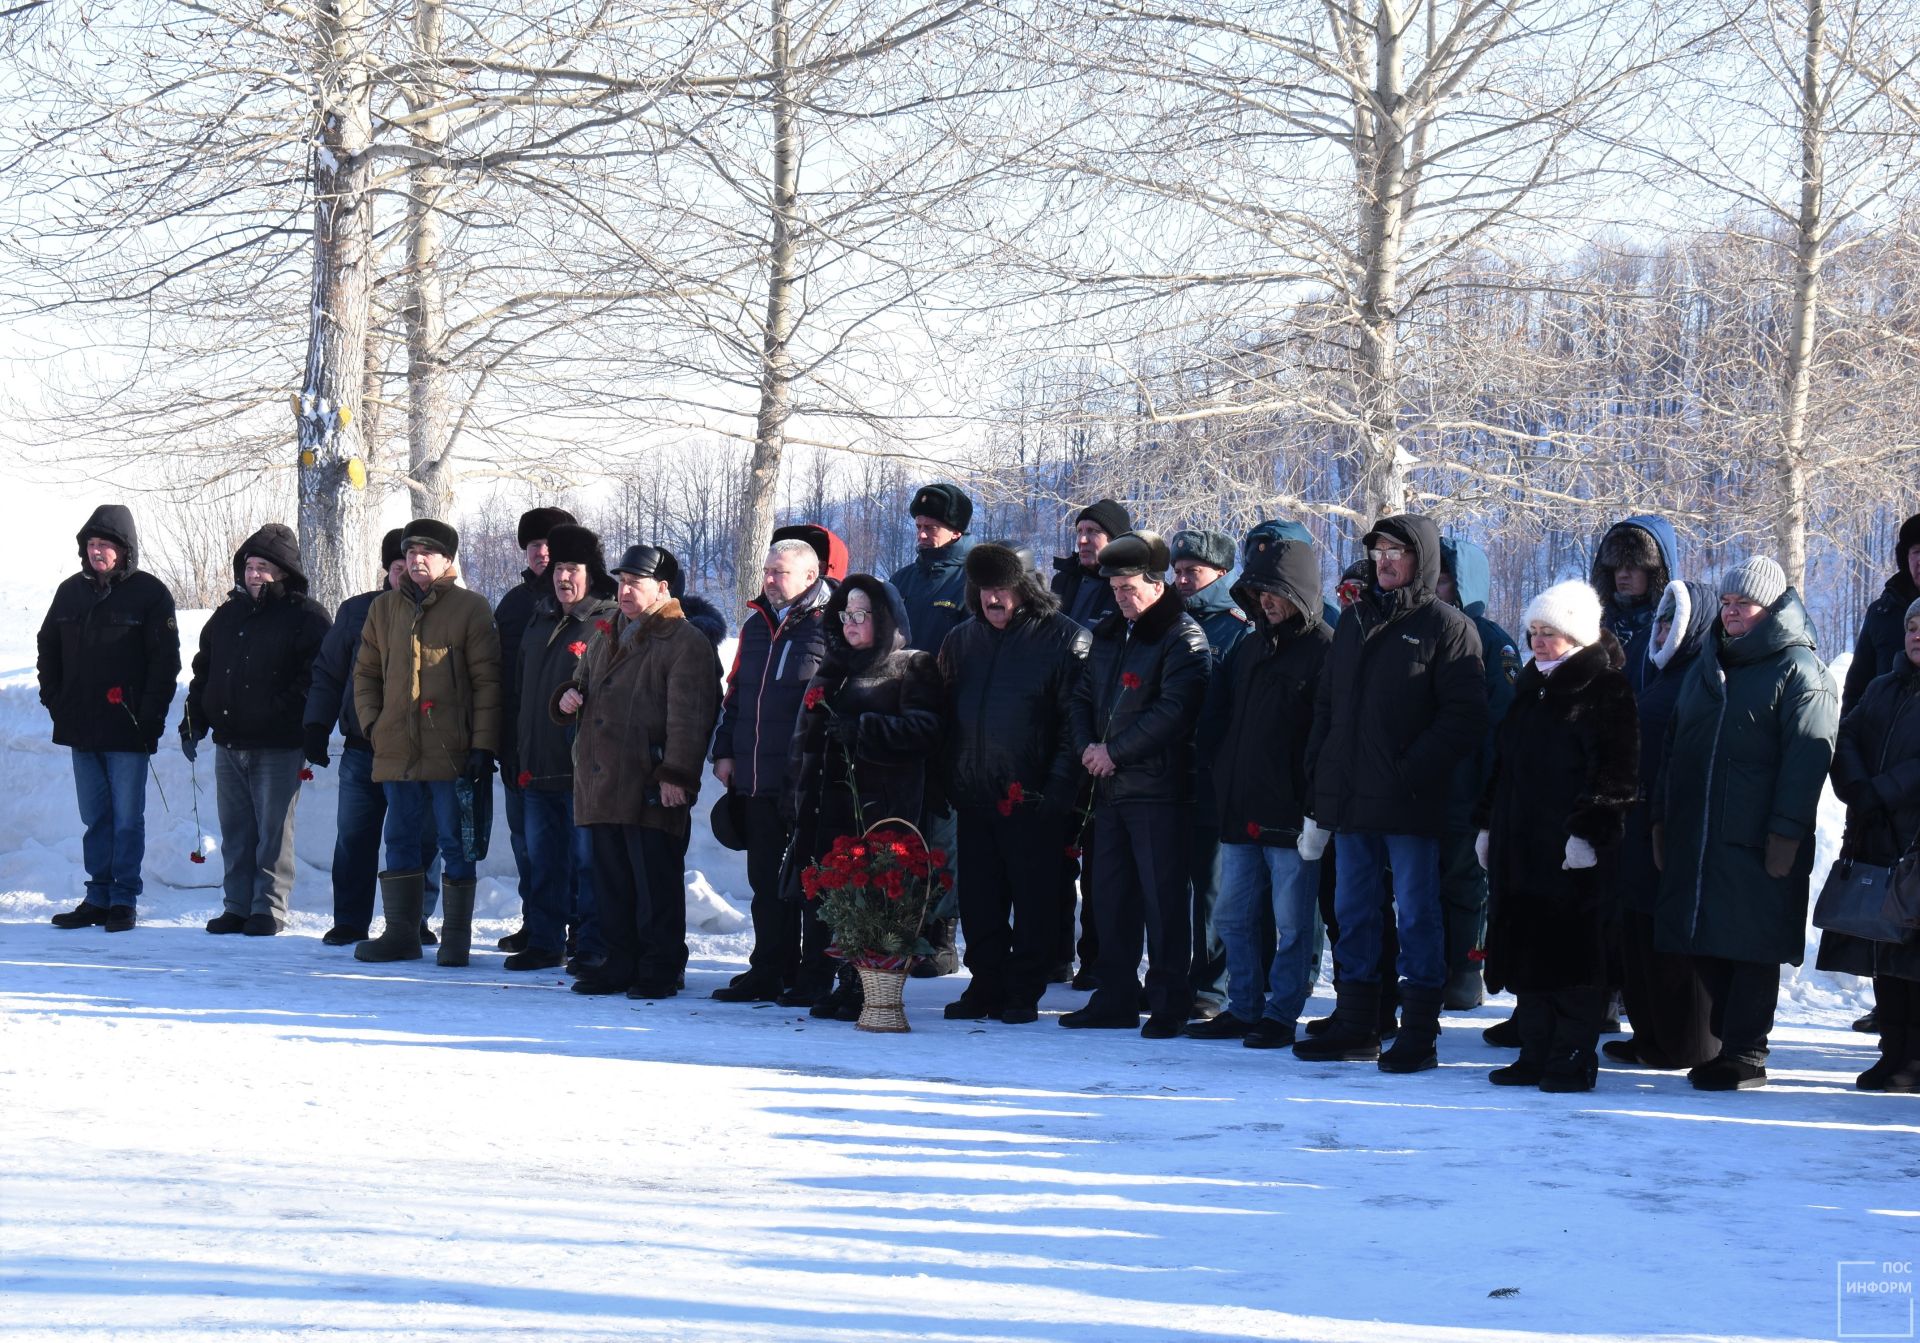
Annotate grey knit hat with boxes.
[1905,595,1920,627]
[1720,556,1786,609]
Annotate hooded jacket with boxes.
[353,573,504,783]
[1067,582,1212,805]
[1212,537,1333,845]
[515,590,619,793]
[1306,514,1489,836]
[888,533,975,655]
[783,577,944,889]
[1840,514,1920,715]
[558,596,721,835]
[937,566,1090,813]
[37,505,181,754]
[184,525,333,751]
[1654,588,1839,964]
[1241,521,1339,627]
[1472,632,1639,994]
[1439,537,1519,830]
[711,573,835,798]
[1590,514,1678,694]
[1614,579,1718,916]
[1816,653,1920,982]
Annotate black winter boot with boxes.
[1858,1019,1910,1091]
[498,925,529,952]
[1292,984,1382,1062]
[355,871,426,963]
[51,902,108,929]
[436,878,476,967]
[910,917,961,978]
[1378,985,1442,1074]
[1539,1048,1599,1093]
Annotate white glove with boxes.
[1562,836,1597,870]
[1297,818,1329,862]
[1474,830,1490,871]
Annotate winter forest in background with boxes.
[0,0,1917,651]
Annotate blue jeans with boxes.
[502,779,534,911]
[72,749,148,909]
[335,747,440,926]
[521,788,600,957]
[1331,831,1445,992]
[1217,841,1317,1026]
[381,780,475,882]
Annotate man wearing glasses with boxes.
[1295,515,1488,1074]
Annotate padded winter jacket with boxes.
[1816,656,1920,982]
[888,535,974,655]
[1842,571,1920,716]
[711,576,833,798]
[1068,583,1211,805]
[558,598,721,835]
[494,568,549,779]
[184,526,332,751]
[784,577,943,889]
[515,592,617,793]
[1212,537,1332,846]
[304,586,384,749]
[1051,555,1119,632]
[937,585,1090,813]
[1655,589,1838,965]
[1473,635,1639,994]
[37,505,180,754]
[1306,514,1489,836]
[353,576,503,783]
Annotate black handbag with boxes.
[1814,819,1920,943]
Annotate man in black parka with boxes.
[939,542,1091,1023]
[1061,530,1211,1037]
[1843,513,1920,716]
[1295,514,1488,1073]
[183,523,332,936]
[495,505,576,952]
[39,505,181,932]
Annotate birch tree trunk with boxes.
[1354,0,1412,521]
[406,0,454,522]
[1777,0,1825,591]
[734,0,802,605]
[295,0,375,615]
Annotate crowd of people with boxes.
[34,493,1920,1094]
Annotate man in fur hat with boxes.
[1590,514,1677,694]
[495,506,576,952]
[890,483,976,655]
[938,542,1091,1022]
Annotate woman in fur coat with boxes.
[1475,580,1639,1092]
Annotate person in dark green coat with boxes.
[1653,557,1838,1091]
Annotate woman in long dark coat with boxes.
[1816,595,1920,1091]
[1607,579,1721,1071]
[781,574,943,1014]
[1475,581,1639,1092]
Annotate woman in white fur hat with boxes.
[1473,580,1639,1092]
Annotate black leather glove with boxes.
[464,748,495,782]
[302,723,332,768]
[178,722,200,762]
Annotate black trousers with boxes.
[1618,907,1719,1068]
[1089,800,1192,1019]
[742,796,801,986]
[1057,808,1099,969]
[588,823,689,987]
[1693,955,1781,1067]
[1876,976,1920,1059]
[1187,815,1227,1008]
[1512,986,1609,1064]
[958,805,1068,1009]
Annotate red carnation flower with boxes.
[105,686,125,705]
[996,798,1014,817]
[419,700,435,713]
[1064,844,1082,860]
[1006,781,1025,803]
[1120,672,1142,690]
[567,640,587,657]
[1467,948,1487,963]
[595,619,613,635]
[803,686,826,711]
[937,870,954,890]
[928,848,947,867]
[517,770,533,788]
[189,851,206,864]
[300,768,315,782]
[1246,821,1262,838]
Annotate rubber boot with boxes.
[355,870,426,963]
[1292,983,1382,1062]
[437,877,476,968]
[1379,983,1442,1074]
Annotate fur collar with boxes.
[1520,629,1623,699]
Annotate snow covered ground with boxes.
[3,634,1915,1342]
